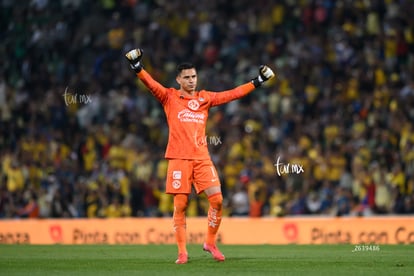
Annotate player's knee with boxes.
[208,193,223,210]
[174,194,188,213]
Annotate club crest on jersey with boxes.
[188,99,200,111]
[172,180,181,189]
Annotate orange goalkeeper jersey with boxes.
[137,69,256,160]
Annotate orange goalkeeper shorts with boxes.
[165,159,221,194]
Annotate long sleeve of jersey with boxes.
[210,82,256,106]
[136,70,169,105]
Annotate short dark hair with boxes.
[176,62,195,75]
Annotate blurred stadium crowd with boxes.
[1,0,414,219]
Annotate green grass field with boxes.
[0,244,412,275]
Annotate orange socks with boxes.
[173,194,188,254]
[206,193,223,245]
[173,193,223,254]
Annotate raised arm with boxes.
[211,65,275,106]
[136,69,169,104]
[125,48,168,104]
[210,82,255,106]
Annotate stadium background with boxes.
[1,0,414,223]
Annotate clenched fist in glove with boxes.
[251,65,275,88]
[125,48,144,73]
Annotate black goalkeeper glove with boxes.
[251,65,275,88]
[125,48,144,73]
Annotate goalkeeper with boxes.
[125,48,275,264]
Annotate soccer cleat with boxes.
[175,253,188,264]
[203,243,225,262]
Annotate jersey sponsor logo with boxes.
[172,170,182,180]
[188,99,200,110]
[172,180,181,189]
[177,109,205,124]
